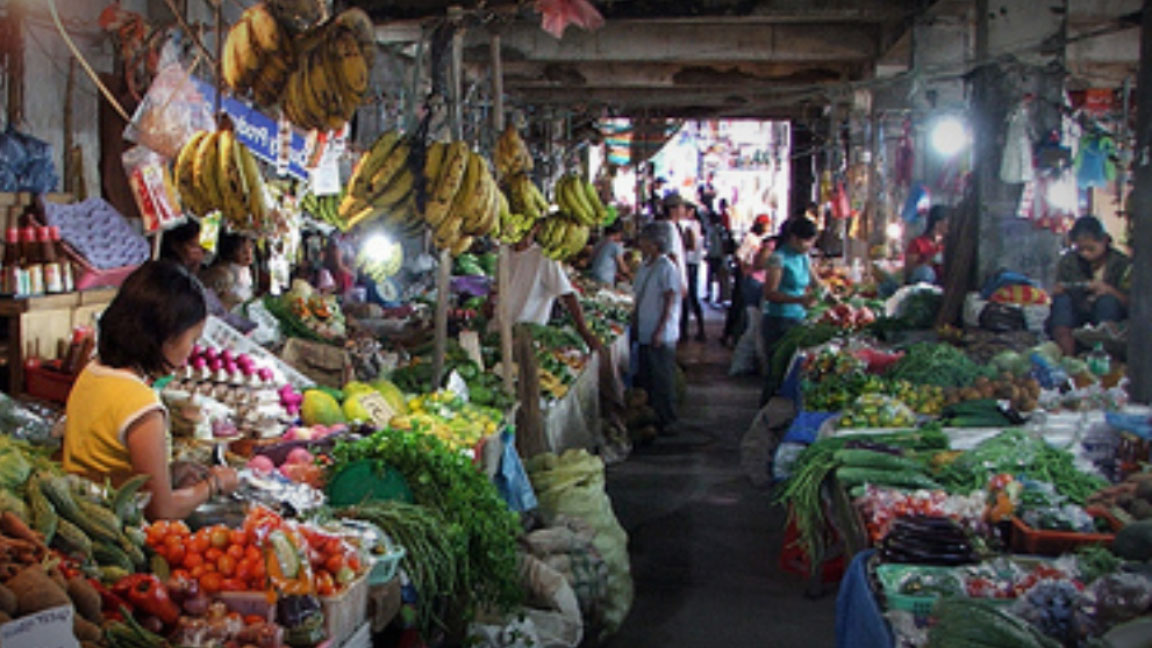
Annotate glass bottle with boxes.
[51,227,73,292]
[40,226,62,294]
[21,226,43,296]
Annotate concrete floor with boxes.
[602,308,838,647]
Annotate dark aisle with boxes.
[602,309,838,647]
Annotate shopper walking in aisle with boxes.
[704,211,730,305]
[678,202,706,341]
[633,223,683,436]
[653,194,688,294]
[588,221,632,286]
[722,215,771,347]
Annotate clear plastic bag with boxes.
[124,63,215,159]
[122,146,183,232]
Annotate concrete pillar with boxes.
[1127,0,1152,403]
[972,0,1066,287]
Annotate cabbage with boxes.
[0,445,31,490]
[991,351,1021,373]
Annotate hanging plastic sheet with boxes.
[0,126,59,192]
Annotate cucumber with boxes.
[832,448,921,471]
[835,466,942,490]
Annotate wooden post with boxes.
[514,324,546,458]
[1128,0,1152,403]
[63,57,75,195]
[432,8,465,389]
[491,32,516,395]
[5,1,24,127]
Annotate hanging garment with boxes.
[1000,102,1035,184]
[535,0,605,38]
[1075,134,1116,189]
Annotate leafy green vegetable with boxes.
[330,429,523,623]
[887,342,992,388]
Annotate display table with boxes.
[541,349,603,453]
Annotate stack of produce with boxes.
[280,10,374,131]
[838,393,918,429]
[944,374,1042,413]
[855,485,987,544]
[393,390,503,450]
[500,172,549,244]
[331,428,523,634]
[163,344,302,426]
[880,516,976,565]
[389,343,516,410]
[886,342,992,388]
[555,173,609,227]
[336,131,420,234]
[811,302,876,330]
[299,191,343,228]
[535,213,591,261]
[220,3,295,106]
[173,127,269,232]
[264,280,346,342]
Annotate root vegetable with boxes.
[73,616,101,642]
[0,583,15,615]
[66,576,102,623]
[1,511,44,549]
[5,564,71,615]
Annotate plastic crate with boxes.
[368,542,406,586]
[1009,516,1116,556]
[321,572,369,647]
[874,564,962,617]
[24,364,76,402]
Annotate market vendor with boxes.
[199,231,256,311]
[161,220,255,333]
[587,221,631,286]
[1051,215,1131,356]
[762,217,829,402]
[905,205,950,285]
[502,223,604,353]
[62,260,239,520]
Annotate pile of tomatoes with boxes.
[298,526,364,597]
[145,520,269,594]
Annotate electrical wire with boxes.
[46,0,131,121]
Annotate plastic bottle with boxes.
[1087,343,1111,378]
[1,221,21,295]
[40,226,62,294]
[51,227,73,292]
[1030,352,1070,391]
[21,226,43,296]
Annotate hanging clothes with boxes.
[1000,101,1035,184]
[1075,133,1116,189]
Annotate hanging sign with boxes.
[192,77,311,181]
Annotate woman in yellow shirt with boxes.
[64,260,239,519]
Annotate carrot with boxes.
[1,511,44,548]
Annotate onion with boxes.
[182,592,211,617]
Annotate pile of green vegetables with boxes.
[937,429,1106,503]
[390,343,515,410]
[330,429,522,628]
[775,426,950,576]
[765,324,840,397]
[887,342,992,388]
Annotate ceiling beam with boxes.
[463,19,881,64]
[480,60,862,89]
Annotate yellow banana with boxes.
[237,143,267,226]
[175,131,209,215]
[424,141,446,183]
[217,130,246,224]
[450,235,474,256]
[424,141,468,228]
[582,178,607,222]
[245,3,285,58]
[451,152,483,231]
[222,18,256,91]
[193,132,223,212]
[363,139,411,200]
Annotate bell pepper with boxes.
[113,574,180,625]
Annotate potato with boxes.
[4,564,71,616]
[66,577,102,624]
[0,584,15,616]
[73,616,101,642]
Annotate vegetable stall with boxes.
[762,280,1152,648]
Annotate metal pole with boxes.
[432,8,464,390]
[1128,0,1152,402]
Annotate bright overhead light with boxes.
[886,221,904,240]
[930,116,970,157]
[362,234,397,263]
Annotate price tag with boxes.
[0,606,79,648]
[357,392,396,428]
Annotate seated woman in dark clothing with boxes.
[1050,216,1130,356]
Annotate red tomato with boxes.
[245,545,262,563]
[324,554,344,575]
[315,570,335,596]
[166,544,186,568]
[189,536,210,555]
[205,547,224,563]
[183,552,204,570]
[171,521,191,536]
[235,558,253,583]
[190,564,207,579]
[243,615,265,626]
[210,526,230,549]
[229,530,248,547]
[347,554,362,572]
[218,555,237,577]
[250,558,266,583]
[220,578,246,592]
[227,544,245,561]
[200,572,223,593]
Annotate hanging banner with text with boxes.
[192,78,310,181]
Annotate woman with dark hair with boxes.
[762,217,824,360]
[1051,215,1131,356]
[905,205,950,284]
[200,231,255,311]
[161,220,255,332]
[63,260,239,519]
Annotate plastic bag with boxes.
[495,428,539,512]
[0,126,58,192]
[123,146,183,232]
[525,450,633,639]
[729,306,763,376]
[124,63,215,159]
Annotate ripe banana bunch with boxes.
[556,173,607,227]
[494,124,533,179]
[281,9,374,132]
[338,130,420,234]
[505,173,549,221]
[222,3,294,106]
[535,214,590,262]
[174,129,269,232]
[422,141,501,255]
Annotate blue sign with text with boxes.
[192,77,310,181]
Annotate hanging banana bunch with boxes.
[535,214,590,262]
[422,140,502,255]
[173,128,269,232]
[555,173,607,227]
[337,130,421,234]
[221,3,295,106]
[494,124,533,179]
[281,9,375,132]
[497,172,548,244]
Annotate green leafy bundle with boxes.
[331,429,523,622]
[887,342,992,388]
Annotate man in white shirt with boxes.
[633,223,682,434]
[502,223,603,352]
